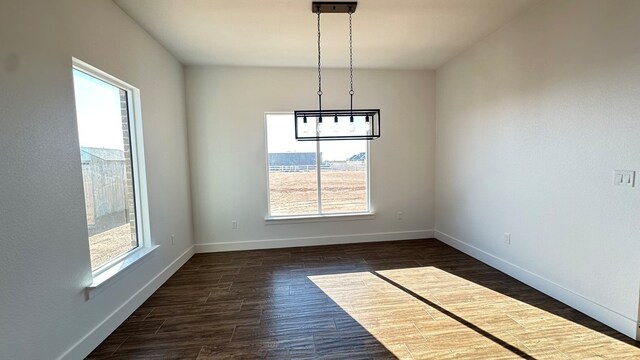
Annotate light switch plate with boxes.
[613,170,635,187]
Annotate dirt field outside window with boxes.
[269,170,367,215]
[89,224,135,270]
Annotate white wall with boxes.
[186,66,435,250]
[0,1,194,358]
[435,0,640,339]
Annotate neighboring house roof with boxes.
[348,152,366,161]
[80,147,125,162]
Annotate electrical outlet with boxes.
[396,211,403,220]
[614,170,635,187]
[171,234,175,245]
[504,233,511,245]
[232,220,238,230]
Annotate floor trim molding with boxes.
[195,230,435,253]
[434,230,638,340]
[58,245,195,360]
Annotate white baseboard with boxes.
[195,230,435,253]
[58,245,195,360]
[434,230,639,340]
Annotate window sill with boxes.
[85,245,159,299]
[265,212,375,225]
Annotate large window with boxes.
[72,61,145,271]
[266,113,370,217]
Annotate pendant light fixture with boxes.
[294,1,381,141]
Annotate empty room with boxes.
[1,0,639,358]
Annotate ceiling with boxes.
[114,0,538,69]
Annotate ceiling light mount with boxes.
[296,1,380,141]
[312,2,357,14]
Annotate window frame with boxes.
[72,58,155,290]
[264,112,373,220]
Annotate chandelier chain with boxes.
[317,7,322,113]
[349,9,354,96]
[348,8,354,113]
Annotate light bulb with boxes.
[365,115,372,133]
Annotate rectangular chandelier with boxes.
[294,109,380,141]
[294,2,381,141]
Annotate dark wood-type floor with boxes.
[88,239,640,359]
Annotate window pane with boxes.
[266,114,318,216]
[73,69,138,270]
[320,140,368,213]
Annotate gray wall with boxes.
[435,0,640,338]
[0,0,194,358]
[185,66,436,251]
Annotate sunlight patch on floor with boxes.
[309,267,640,359]
[309,270,519,359]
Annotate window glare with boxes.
[73,70,125,150]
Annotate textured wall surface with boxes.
[436,0,640,338]
[0,1,193,358]
[186,66,436,249]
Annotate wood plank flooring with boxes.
[87,239,640,359]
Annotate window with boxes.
[72,60,146,272]
[266,113,370,217]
